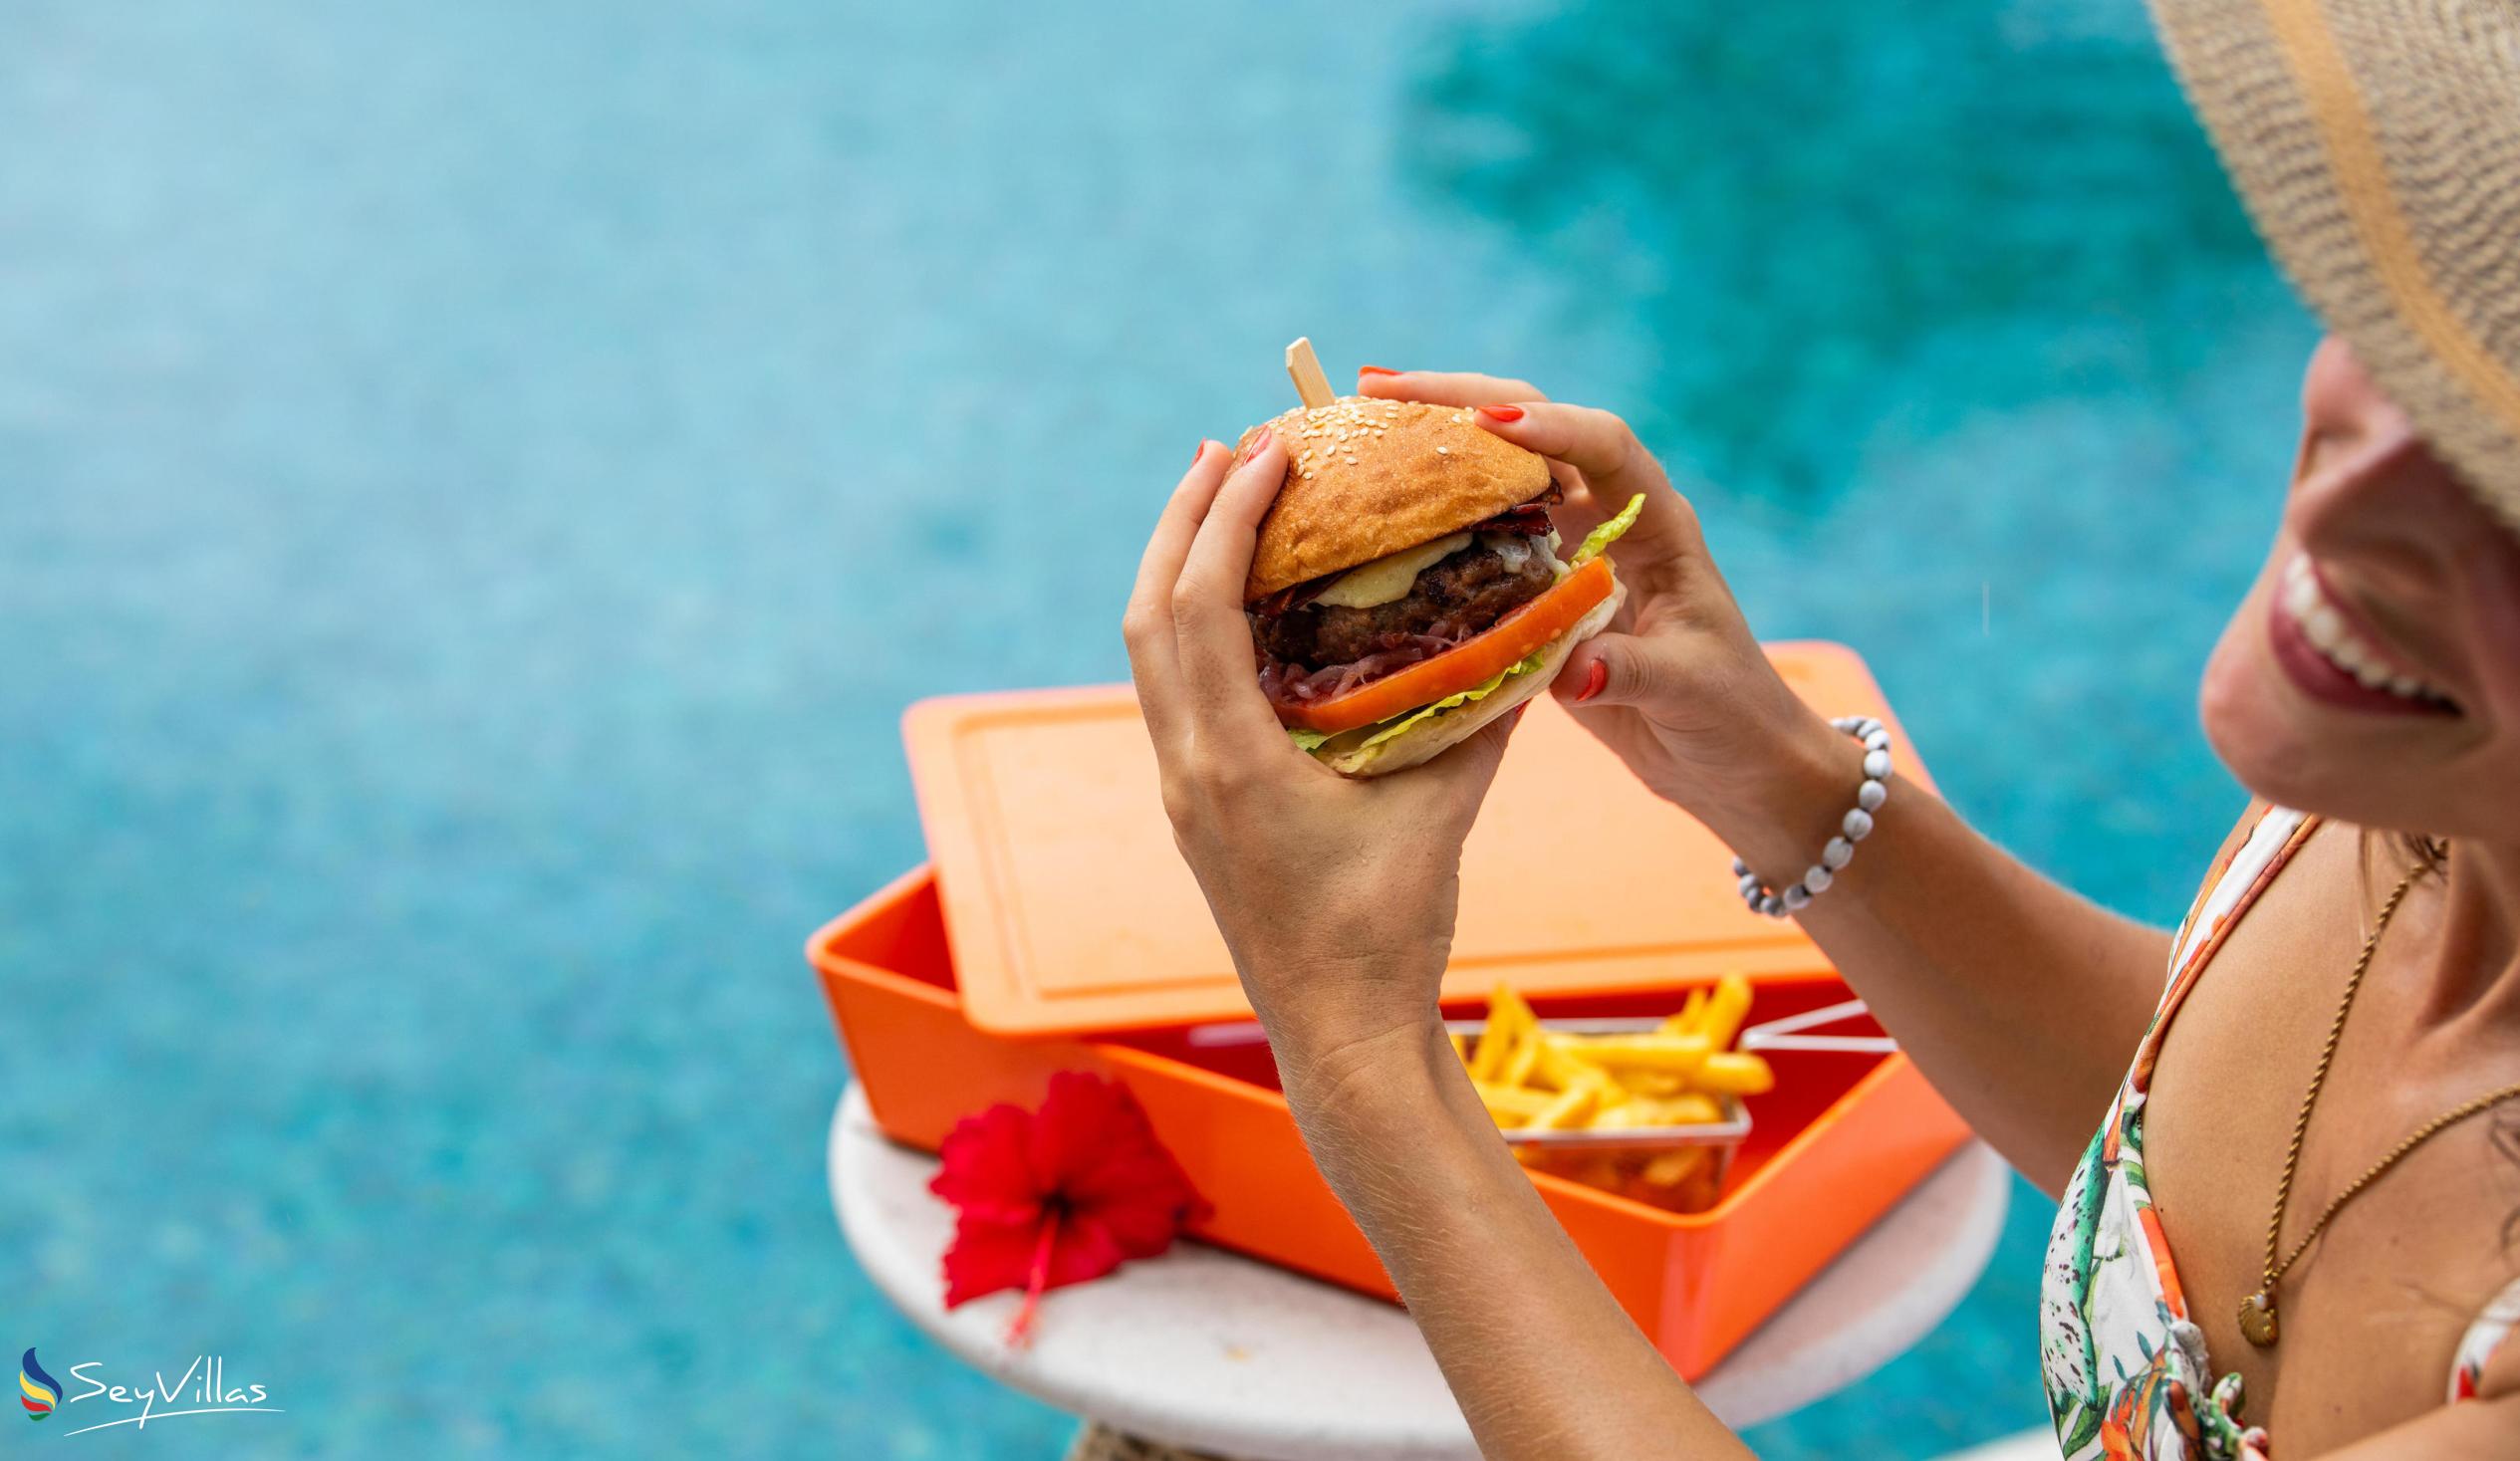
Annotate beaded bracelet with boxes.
[1732,716,1891,918]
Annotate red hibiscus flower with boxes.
[929,1072,1209,1345]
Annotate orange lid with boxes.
[903,641,1930,1036]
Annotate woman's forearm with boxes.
[1263,731,2158,1455]
[1713,717,2170,1194]
[1282,1020,1757,1461]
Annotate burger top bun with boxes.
[1234,396,1553,604]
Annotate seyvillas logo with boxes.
[21,1352,283,1438]
[20,1349,60,1420]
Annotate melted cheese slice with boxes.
[1313,532,1471,609]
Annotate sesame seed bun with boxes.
[1233,396,1553,604]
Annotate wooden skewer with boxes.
[1285,338,1335,409]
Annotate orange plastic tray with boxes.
[905,641,1931,1036]
[811,869,1971,1378]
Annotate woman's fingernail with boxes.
[1191,440,1209,466]
[1477,404,1526,423]
[1358,365,1399,378]
[1509,704,1531,727]
[1573,660,1608,703]
[1248,429,1274,454]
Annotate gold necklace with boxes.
[2240,852,2520,1347]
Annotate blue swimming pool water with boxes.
[3,2,2314,1455]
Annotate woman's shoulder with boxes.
[2201,799,2316,889]
[2167,800,2310,963]
[2207,799,2278,864]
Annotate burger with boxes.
[1235,395,1641,777]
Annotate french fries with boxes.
[1692,975,1753,1053]
[1456,974,1776,1212]
[1558,1033,1712,1075]
[1469,984,1537,1083]
[1695,1052,1777,1096]
[1472,1082,1555,1121]
[1528,1083,1602,1131]
[1591,1093,1723,1129]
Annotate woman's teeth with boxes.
[2281,556,2452,707]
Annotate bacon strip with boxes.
[1260,635,1457,709]
[1467,504,1552,538]
[1252,578,1332,617]
[1464,481,1564,539]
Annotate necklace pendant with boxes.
[2238,1289,2279,1347]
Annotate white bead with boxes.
[1725,716,1893,912]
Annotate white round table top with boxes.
[832,1085,2009,1461]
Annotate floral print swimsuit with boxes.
[2040,807,2520,1459]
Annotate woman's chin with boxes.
[2200,612,2482,833]
[2198,613,2373,814]
[2200,642,2317,806]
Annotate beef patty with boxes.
[1252,537,1557,669]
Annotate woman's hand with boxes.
[1126,436,1762,1461]
[1122,433,1524,1098]
[1359,369,1851,880]
[1359,370,2180,1196]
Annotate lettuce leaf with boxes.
[1573,494,1645,566]
[1290,649,1542,760]
[1353,672,1505,751]
[1288,727,1331,752]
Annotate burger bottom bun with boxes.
[1314,582,1625,779]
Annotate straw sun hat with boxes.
[2148,0,2520,530]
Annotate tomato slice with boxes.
[1275,557,1616,735]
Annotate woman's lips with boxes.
[2267,554,2458,716]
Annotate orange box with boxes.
[814,867,1970,1378]
[900,649,1926,1038]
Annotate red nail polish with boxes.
[1248,428,1273,454]
[1191,440,1208,466]
[1573,660,1607,703]
[1478,404,1525,423]
[1358,365,1399,378]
